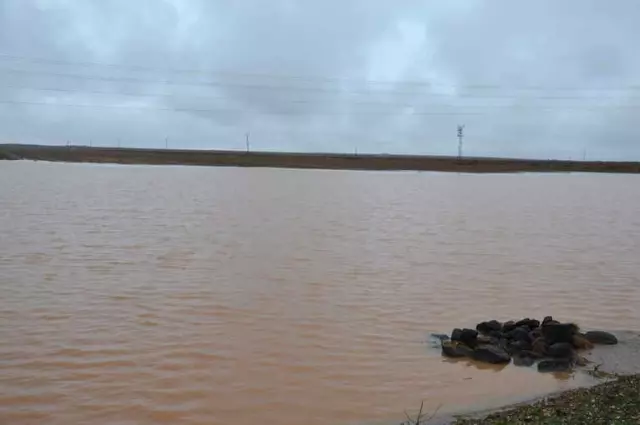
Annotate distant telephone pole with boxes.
[245,132,251,153]
[165,137,168,149]
[457,125,465,159]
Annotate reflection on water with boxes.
[1,161,639,425]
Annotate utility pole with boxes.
[457,125,465,159]
[245,132,250,153]
[89,139,92,148]
[117,138,121,148]
[165,137,168,149]
[583,148,587,161]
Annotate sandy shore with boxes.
[2,144,640,174]
[414,331,640,425]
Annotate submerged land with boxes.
[2,144,640,173]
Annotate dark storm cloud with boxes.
[0,0,639,159]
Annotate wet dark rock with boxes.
[488,330,504,340]
[584,331,618,345]
[442,341,474,358]
[548,342,575,359]
[542,316,554,325]
[513,354,536,367]
[538,359,572,373]
[429,333,450,347]
[459,328,479,347]
[542,323,578,345]
[529,329,542,341]
[509,326,531,343]
[508,340,532,354]
[476,320,502,335]
[502,321,517,333]
[531,337,548,357]
[521,349,545,360]
[451,328,463,342]
[516,318,540,329]
[472,345,511,364]
[477,335,498,346]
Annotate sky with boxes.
[1,0,640,160]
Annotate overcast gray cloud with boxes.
[1,0,639,160]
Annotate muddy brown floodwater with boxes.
[1,161,640,425]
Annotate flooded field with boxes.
[1,161,639,425]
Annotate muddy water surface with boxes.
[1,161,639,425]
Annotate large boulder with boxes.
[542,323,578,345]
[538,359,572,373]
[451,328,463,341]
[442,341,474,358]
[476,320,502,335]
[458,328,479,347]
[472,345,511,364]
[547,342,575,359]
[584,331,618,345]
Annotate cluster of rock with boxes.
[434,316,618,373]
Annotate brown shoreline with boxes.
[2,144,640,173]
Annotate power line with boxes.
[3,66,640,98]
[5,82,640,105]
[0,99,487,116]
[6,52,640,91]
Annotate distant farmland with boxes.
[2,144,640,174]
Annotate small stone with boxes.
[430,333,450,342]
[542,316,554,325]
[472,345,511,364]
[542,323,578,345]
[538,359,572,373]
[572,333,595,350]
[584,331,618,345]
[575,356,590,367]
[442,341,473,358]
[548,342,575,359]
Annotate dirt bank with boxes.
[2,144,640,174]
